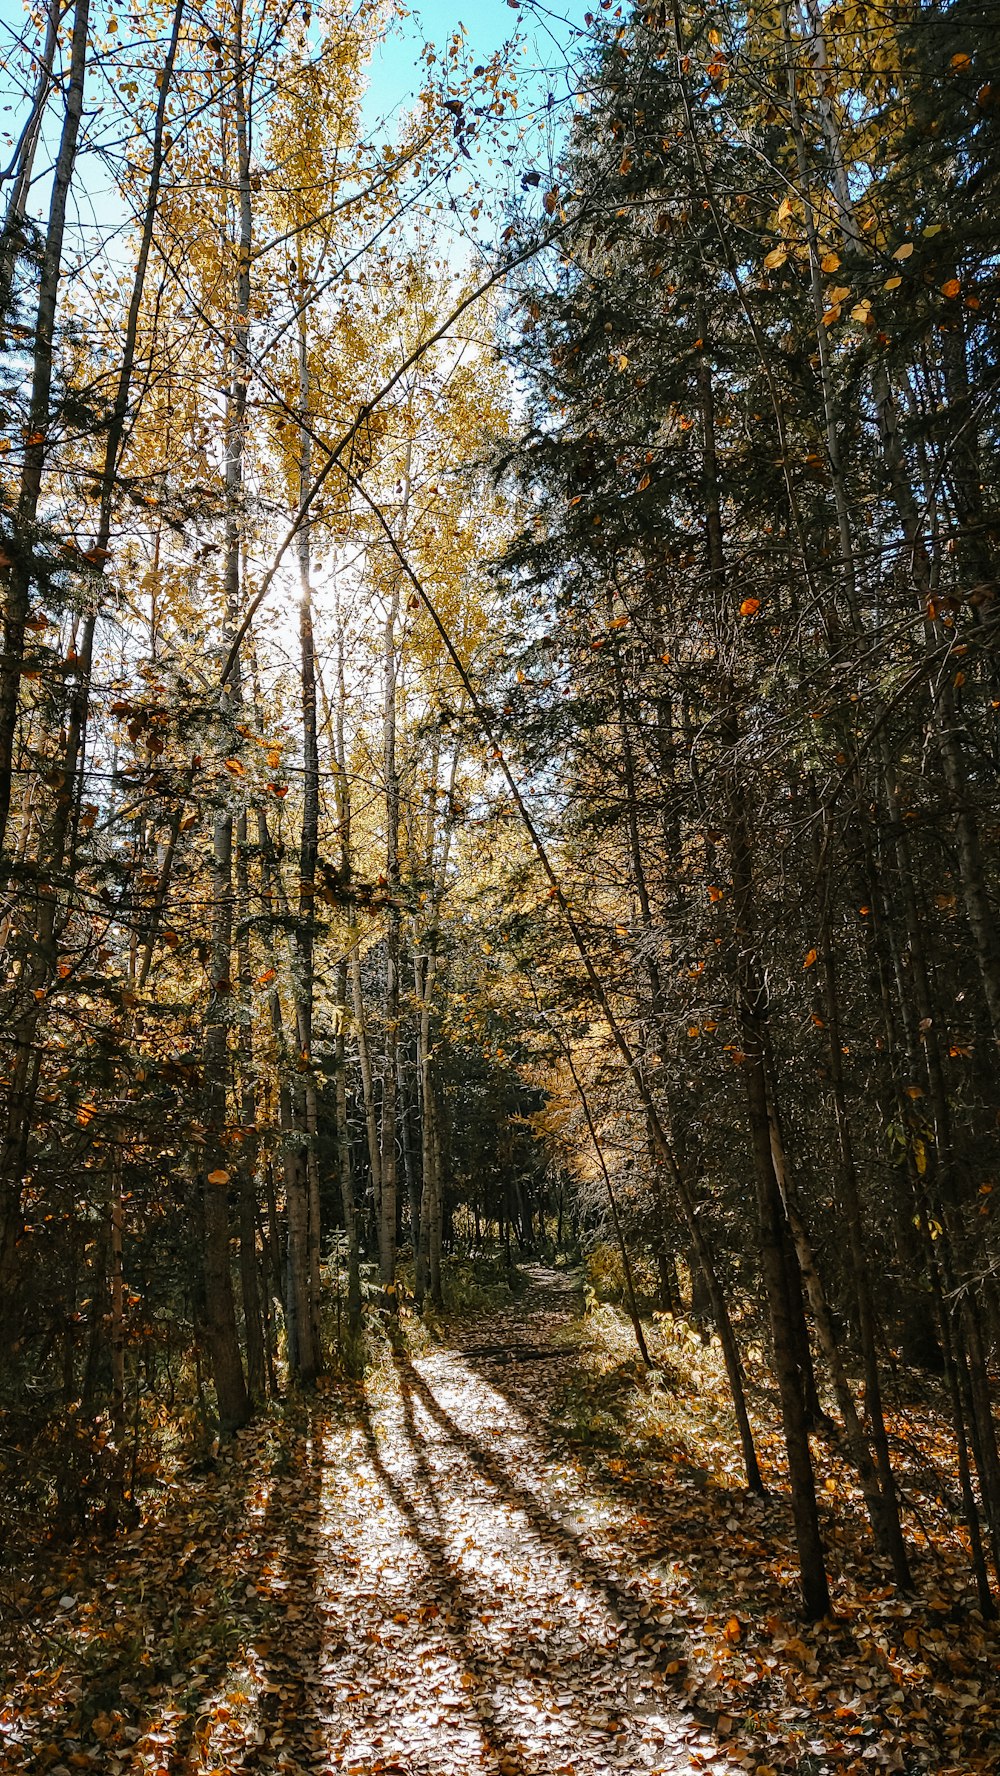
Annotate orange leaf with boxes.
[224,758,245,775]
[941,277,961,297]
[739,597,760,617]
[803,947,818,968]
[207,1168,229,1185]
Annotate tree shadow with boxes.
[391,1338,890,1771]
[438,1309,1000,1775]
[383,1345,710,1768]
[349,1374,539,1774]
[393,1348,667,1629]
[4,1406,330,1775]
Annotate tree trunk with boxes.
[378,452,410,1306]
[235,814,266,1404]
[288,276,323,1380]
[0,0,90,851]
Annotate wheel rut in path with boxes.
[238,1263,717,1776]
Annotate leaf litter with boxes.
[1,1265,998,1776]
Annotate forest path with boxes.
[251,1262,706,1776]
[3,1267,728,1776]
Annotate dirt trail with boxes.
[260,1263,706,1775]
[3,1268,722,1776]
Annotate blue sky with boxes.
[362,0,584,129]
[0,0,585,253]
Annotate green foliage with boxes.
[440,1253,527,1318]
[584,1241,659,1311]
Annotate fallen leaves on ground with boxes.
[1,1266,997,1775]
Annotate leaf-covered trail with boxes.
[242,1265,701,1775]
[3,1268,714,1775]
[8,1266,999,1775]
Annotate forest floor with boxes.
[2,1265,999,1776]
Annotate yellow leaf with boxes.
[883,275,902,290]
[764,246,787,269]
[637,472,651,492]
[224,758,245,775]
[892,242,914,260]
[828,284,851,303]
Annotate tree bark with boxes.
[0,0,90,852]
